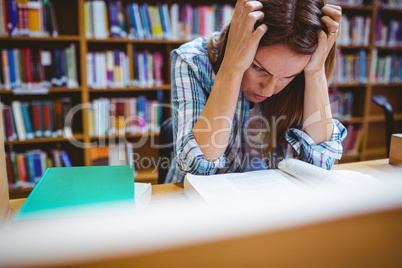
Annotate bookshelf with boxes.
[328,0,402,162]
[1,0,401,198]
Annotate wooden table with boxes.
[3,159,402,268]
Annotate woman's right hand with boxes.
[222,0,268,74]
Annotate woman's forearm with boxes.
[303,70,334,144]
[192,63,243,161]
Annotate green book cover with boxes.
[15,165,135,221]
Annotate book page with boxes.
[278,159,378,186]
[185,170,299,205]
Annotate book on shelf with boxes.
[337,14,371,46]
[84,1,234,40]
[184,158,378,205]
[89,96,161,136]
[86,50,130,89]
[1,97,74,141]
[380,0,402,9]
[14,165,151,221]
[6,148,72,189]
[332,48,368,84]
[375,13,402,47]
[0,0,58,37]
[0,44,79,91]
[370,49,402,84]
[329,87,354,121]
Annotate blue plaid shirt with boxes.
[165,37,347,183]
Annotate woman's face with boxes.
[241,45,311,103]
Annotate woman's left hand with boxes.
[304,4,342,76]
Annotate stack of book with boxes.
[0,44,79,91]
[375,14,402,47]
[1,98,73,141]
[84,0,234,40]
[0,0,58,37]
[329,87,354,121]
[370,49,402,83]
[88,96,162,136]
[5,149,72,189]
[338,15,371,46]
[332,48,368,84]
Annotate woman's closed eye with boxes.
[252,63,266,73]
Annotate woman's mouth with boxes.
[254,94,267,102]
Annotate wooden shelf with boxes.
[337,45,370,49]
[90,132,159,140]
[0,35,80,41]
[378,7,402,13]
[48,87,82,93]
[339,117,365,124]
[369,113,402,122]
[0,87,82,95]
[89,85,171,92]
[4,134,84,145]
[374,46,402,51]
[371,83,402,87]
[86,38,189,45]
[329,83,368,88]
[338,5,374,11]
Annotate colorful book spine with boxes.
[7,49,17,90]
[5,153,15,187]
[42,100,52,137]
[20,102,34,139]
[6,0,18,36]
[11,100,26,140]
[60,151,72,167]
[3,104,17,141]
[116,0,126,38]
[108,1,119,38]
[1,49,11,89]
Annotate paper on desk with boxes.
[185,170,299,205]
[184,159,379,205]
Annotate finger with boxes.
[245,11,265,31]
[322,15,340,35]
[324,4,342,12]
[316,30,328,53]
[233,0,248,19]
[252,24,268,43]
[322,5,342,23]
[241,1,263,19]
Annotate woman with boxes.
[165,0,347,183]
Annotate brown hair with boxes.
[208,0,336,157]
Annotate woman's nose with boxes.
[260,77,277,97]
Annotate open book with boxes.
[184,159,378,205]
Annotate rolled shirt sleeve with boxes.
[171,50,226,176]
[285,119,347,170]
